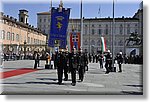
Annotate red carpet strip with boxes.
[0,68,38,79]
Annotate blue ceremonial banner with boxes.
[48,7,70,48]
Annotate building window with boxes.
[98,29,102,35]
[127,24,130,34]
[12,33,15,41]
[7,32,10,40]
[44,19,46,22]
[119,24,123,35]
[40,19,42,22]
[16,34,19,42]
[84,26,88,35]
[1,30,5,39]
[92,29,95,35]
[105,24,108,35]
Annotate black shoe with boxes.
[57,82,62,85]
[71,83,76,86]
[64,78,68,81]
[105,72,109,74]
[118,71,122,72]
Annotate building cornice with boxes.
[1,13,47,36]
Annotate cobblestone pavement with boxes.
[0,60,143,95]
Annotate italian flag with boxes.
[101,37,106,52]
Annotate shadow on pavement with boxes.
[121,91,143,95]
[124,84,143,87]
[37,78,73,81]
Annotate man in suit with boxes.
[69,48,78,86]
[105,50,112,74]
[116,52,123,72]
[78,49,85,82]
[57,49,64,85]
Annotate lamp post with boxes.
[24,40,26,59]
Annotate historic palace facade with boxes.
[0,10,47,57]
[37,8,143,55]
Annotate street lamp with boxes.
[24,40,26,59]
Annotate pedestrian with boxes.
[98,51,103,69]
[85,53,88,71]
[116,52,123,72]
[92,54,95,63]
[78,49,85,82]
[63,49,69,81]
[46,52,50,65]
[88,53,92,63]
[33,51,38,69]
[104,50,112,74]
[57,49,64,85]
[37,52,40,67]
[69,48,78,86]
[54,51,58,69]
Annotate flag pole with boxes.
[80,0,83,50]
[112,0,115,68]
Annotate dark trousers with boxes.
[118,63,122,72]
[34,60,38,69]
[99,60,103,68]
[71,67,76,84]
[54,61,57,69]
[78,65,84,81]
[64,65,68,80]
[105,63,110,73]
[37,60,40,67]
[85,65,88,71]
[57,66,63,84]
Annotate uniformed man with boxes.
[63,49,69,81]
[85,52,88,71]
[33,51,38,69]
[98,51,104,69]
[105,50,112,74]
[78,49,85,82]
[116,52,123,72]
[69,48,78,86]
[54,51,58,69]
[57,49,64,85]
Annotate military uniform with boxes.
[98,53,103,69]
[69,51,78,86]
[63,51,69,81]
[78,52,85,82]
[85,53,88,71]
[116,53,123,72]
[57,51,64,85]
[105,52,112,74]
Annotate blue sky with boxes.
[1,0,142,27]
